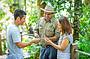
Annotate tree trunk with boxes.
[24,0,26,11]
[0,35,3,55]
[73,0,82,40]
[84,0,90,5]
[37,0,46,17]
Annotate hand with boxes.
[34,33,39,38]
[31,38,40,44]
[44,37,52,45]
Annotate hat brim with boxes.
[40,8,56,13]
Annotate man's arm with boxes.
[48,22,60,42]
[15,42,33,48]
[15,39,40,48]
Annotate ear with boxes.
[16,17,21,23]
[16,17,20,20]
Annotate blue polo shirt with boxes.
[6,24,24,59]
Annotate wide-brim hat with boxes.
[40,5,56,13]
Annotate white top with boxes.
[57,34,73,59]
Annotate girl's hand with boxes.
[44,37,52,45]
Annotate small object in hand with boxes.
[39,38,46,47]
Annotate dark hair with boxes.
[59,16,72,35]
[14,9,26,20]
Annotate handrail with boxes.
[71,43,90,59]
[75,49,90,56]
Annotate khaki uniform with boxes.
[35,17,59,47]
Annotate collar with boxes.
[45,20,51,23]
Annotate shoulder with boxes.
[7,24,14,30]
[68,34,73,43]
[7,24,18,32]
[40,17,45,20]
[62,34,69,41]
[36,17,45,24]
[51,18,58,26]
[63,34,73,43]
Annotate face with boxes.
[57,21,62,32]
[44,12,53,21]
[16,16,26,25]
[20,16,26,25]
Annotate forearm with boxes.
[49,35,58,42]
[50,42,61,50]
[50,39,69,51]
[50,42,64,51]
[16,41,33,48]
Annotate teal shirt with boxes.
[6,24,23,59]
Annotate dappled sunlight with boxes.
[0,0,90,59]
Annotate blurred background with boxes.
[0,0,90,59]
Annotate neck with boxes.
[45,18,51,22]
[14,21,19,26]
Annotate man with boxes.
[34,5,59,59]
[6,9,39,59]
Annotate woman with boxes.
[45,16,73,59]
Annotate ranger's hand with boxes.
[44,37,52,45]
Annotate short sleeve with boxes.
[68,34,73,44]
[34,17,45,34]
[11,28,21,43]
[63,36,69,41]
[63,34,73,44]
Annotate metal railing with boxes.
[71,43,90,59]
[75,50,90,56]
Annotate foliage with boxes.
[42,0,74,23]
[78,5,90,59]
[22,36,40,59]
[0,9,5,31]
[0,9,5,20]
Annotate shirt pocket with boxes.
[39,24,44,36]
[45,24,55,37]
